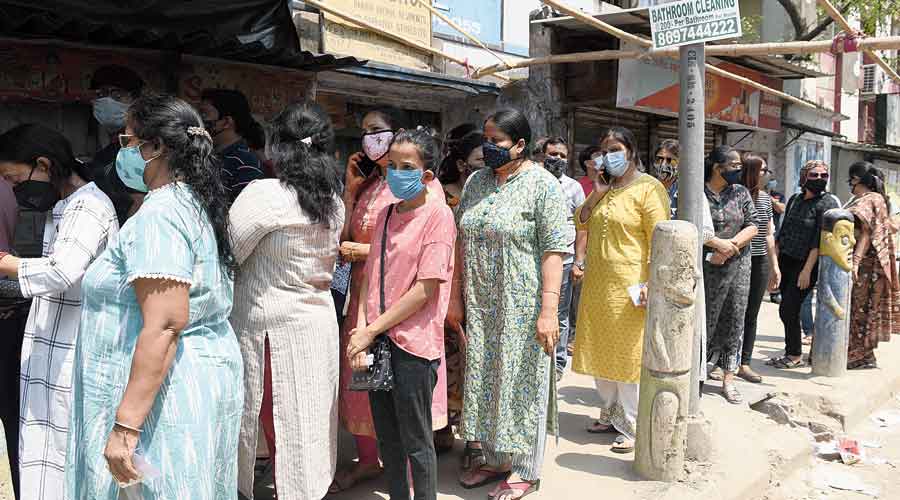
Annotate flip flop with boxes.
[737,367,763,383]
[611,435,635,454]
[460,465,510,490]
[489,479,540,499]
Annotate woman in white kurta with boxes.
[229,102,345,500]
[0,124,118,500]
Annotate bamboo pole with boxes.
[816,0,900,85]
[473,37,900,78]
[541,0,822,112]
[305,0,510,82]
[420,2,515,69]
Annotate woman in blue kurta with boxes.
[66,95,243,499]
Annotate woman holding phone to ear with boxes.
[571,127,669,454]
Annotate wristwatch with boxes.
[575,261,585,271]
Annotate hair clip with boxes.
[187,126,211,140]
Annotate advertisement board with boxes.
[323,0,432,71]
[617,52,782,131]
[649,0,742,49]
[432,0,502,46]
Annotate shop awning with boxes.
[0,0,364,71]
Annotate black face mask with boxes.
[482,141,514,170]
[805,178,827,194]
[14,167,58,212]
[543,157,567,178]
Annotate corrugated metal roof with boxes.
[0,1,364,72]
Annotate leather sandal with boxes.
[722,383,743,404]
[737,366,763,383]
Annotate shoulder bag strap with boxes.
[379,204,395,315]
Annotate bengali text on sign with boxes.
[649,0,742,50]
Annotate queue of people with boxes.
[0,85,898,500]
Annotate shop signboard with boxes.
[432,0,502,46]
[0,42,312,119]
[323,0,432,71]
[649,0,742,49]
[617,53,782,131]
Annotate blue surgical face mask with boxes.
[387,166,426,201]
[482,141,513,170]
[766,179,777,191]
[603,150,629,177]
[93,97,128,131]
[115,144,156,193]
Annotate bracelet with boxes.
[114,421,143,433]
[542,290,560,296]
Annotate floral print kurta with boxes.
[457,165,572,454]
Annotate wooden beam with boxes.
[420,2,515,69]
[540,0,823,112]
[473,37,900,77]
[816,0,900,84]
[305,0,509,82]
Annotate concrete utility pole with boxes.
[635,220,698,482]
[811,209,855,377]
[676,42,713,462]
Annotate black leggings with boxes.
[742,255,770,365]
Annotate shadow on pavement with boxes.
[555,452,640,480]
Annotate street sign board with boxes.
[649,0,742,50]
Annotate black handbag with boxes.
[349,204,395,392]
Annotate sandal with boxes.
[802,336,813,345]
[611,435,635,454]
[328,463,383,493]
[722,383,743,404]
[737,366,762,383]
[461,441,486,472]
[586,420,617,434]
[767,356,806,369]
[708,366,724,381]
[489,479,540,499]
[460,465,510,490]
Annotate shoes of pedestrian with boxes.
[708,366,724,381]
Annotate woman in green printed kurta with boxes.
[449,109,571,500]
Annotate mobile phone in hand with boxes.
[356,155,379,178]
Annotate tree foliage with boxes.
[774,0,898,41]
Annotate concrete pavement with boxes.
[320,301,900,500]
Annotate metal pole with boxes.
[676,43,706,415]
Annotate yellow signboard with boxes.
[322,0,433,71]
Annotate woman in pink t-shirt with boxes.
[347,129,456,500]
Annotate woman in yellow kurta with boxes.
[571,127,669,453]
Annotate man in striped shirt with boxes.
[199,89,265,204]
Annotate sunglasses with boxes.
[806,172,829,180]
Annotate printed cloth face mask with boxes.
[482,141,515,170]
[544,156,567,178]
[363,130,395,162]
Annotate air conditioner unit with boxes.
[861,64,882,94]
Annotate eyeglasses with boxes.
[95,87,131,101]
[118,134,143,148]
[761,167,771,175]
[806,172,830,180]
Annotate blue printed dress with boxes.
[66,183,243,500]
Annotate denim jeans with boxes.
[369,340,439,500]
[800,289,815,337]
[555,262,574,372]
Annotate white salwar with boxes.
[17,183,117,500]
[594,378,639,441]
[229,180,343,500]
